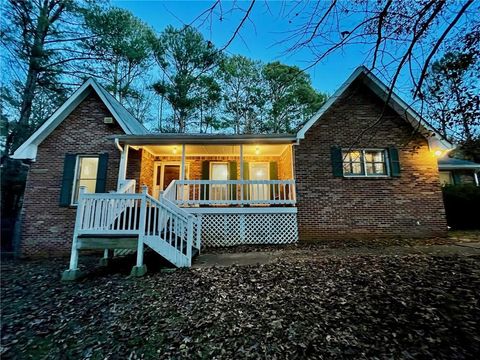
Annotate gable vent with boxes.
[103,117,114,124]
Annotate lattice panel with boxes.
[199,212,298,247]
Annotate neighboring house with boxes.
[12,66,452,278]
[438,157,480,186]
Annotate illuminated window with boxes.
[439,171,453,186]
[342,149,388,177]
[72,156,99,203]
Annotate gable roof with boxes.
[12,78,148,160]
[297,66,453,151]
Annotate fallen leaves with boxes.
[1,253,480,359]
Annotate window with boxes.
[72,156,99,203]
[210,162,229,200]
[342,149,388,177]
[439,171,454,186]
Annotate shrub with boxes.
[442,184,480,230]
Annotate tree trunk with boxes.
[113,60,119,101]
[18,2,51,129]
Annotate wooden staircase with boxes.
[62,183,201,280]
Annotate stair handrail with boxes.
[162,180,177,202]
[161,180,201,251]
[118,179,136,194]
[142,192,195,265]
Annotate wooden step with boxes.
[77,235,138,250]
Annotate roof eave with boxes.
[439,165,480,170]
[113,134,297,145]
[12,78,147,160]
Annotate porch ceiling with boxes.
[141,144,290,157]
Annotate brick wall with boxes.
[278,145,293,180]
[295,81,447,240]
[21,92,124,256]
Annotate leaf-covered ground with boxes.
[2,253,480,359]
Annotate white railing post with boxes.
[186,215,193,266]
[131,185,148,276]
[62,186,86,280]
[239,144,244,203]
[69,186,86,270]
[195,217,201,252]
[180,144,186,181]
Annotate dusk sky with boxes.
[113,0,371,96]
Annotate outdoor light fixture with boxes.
[432,149,445,158]
[255,146,260,155]
[173,146,177,155]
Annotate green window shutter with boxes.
[269,162,278,200]
[229,161,237,200]
[331,146,343,177]
[59,154,77,207]
[243,162,249,180]
[269,162,278,180]
[201,161,210,200]
[388,147,401,177]
[201,161,210,180]
[229,161,237,180]
[95,153,109,193]
[242,162,249,200]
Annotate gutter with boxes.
[112,134,297,145]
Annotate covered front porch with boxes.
[116,134,299,248]
[118,134,297,207]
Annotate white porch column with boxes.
[117,144,129,189]
[239,144,244,201]
[180,144,186,181]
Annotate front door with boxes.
[249,162,270,202]
[153,162,185,200]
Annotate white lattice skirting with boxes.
[190,208,298,247]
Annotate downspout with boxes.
[115,138,129,190]
[115,138,123,152]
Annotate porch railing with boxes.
[163,179,296,207]
[73,184,200,268]
[75,191,143,236]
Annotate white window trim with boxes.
[438,170,454,186]
[154,161,190,191]
[342,148,390,178]
[71,155,99,205]
[249,162,271,180]
[209,162,230,180]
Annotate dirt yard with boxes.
[1,248,479,359]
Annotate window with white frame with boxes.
[438,171,454,186]
[72,156,99,203]
[342,149,388,176]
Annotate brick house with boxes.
[12,67,452,277]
